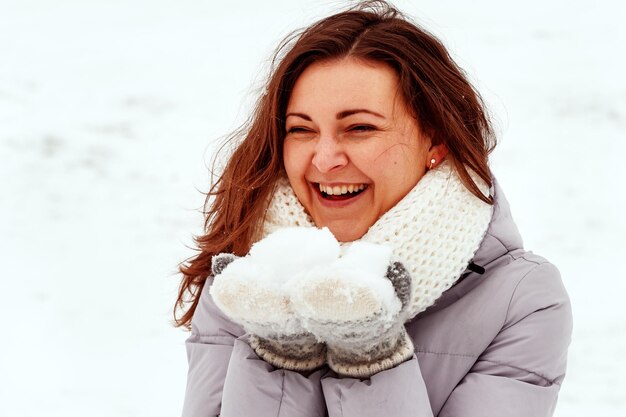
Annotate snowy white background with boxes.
[1,0,624,416]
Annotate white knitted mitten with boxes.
[291,242,414,378]
[209,227,340,371]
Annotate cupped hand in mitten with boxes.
[290,242,415,377]
[209,227,340,371]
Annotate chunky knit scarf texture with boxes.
[262,161,494,321]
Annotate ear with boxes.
[426,144,449,169]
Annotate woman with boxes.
[175,2,572,416]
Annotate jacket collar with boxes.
[471,178,524,268]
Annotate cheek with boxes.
[375,145,424,189]
[283,142,298,175]
[283,141,309,183]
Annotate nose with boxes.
[311,133,348,173]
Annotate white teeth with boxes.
[318,183,367,196]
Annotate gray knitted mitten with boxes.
[292,242,414,378]
[208,228,340,372]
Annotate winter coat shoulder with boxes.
[181,180,573,417]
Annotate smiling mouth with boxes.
[316,183,368,201]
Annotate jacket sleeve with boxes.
[181,278,243,417]
[439,262,573,417]
[220,339,327,417]
[320,262,572,417]
[182,278,327,417]
[321,357,434,417]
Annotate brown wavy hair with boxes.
[174,0,496,329]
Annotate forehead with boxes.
[287,57,403,115]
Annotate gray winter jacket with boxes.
[181,181,573,417]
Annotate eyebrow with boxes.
[285,108,386,121]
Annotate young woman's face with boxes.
[283,57,431,241]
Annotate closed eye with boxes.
[287,127,313,134]
[348,124,376,132]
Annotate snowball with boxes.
[337,241,393,278]
[248,226,341,276]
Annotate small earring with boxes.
[429,158,436,170]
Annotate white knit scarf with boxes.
[261,161,493,321]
